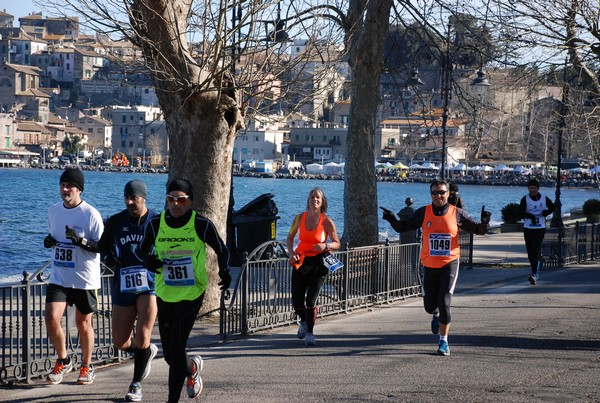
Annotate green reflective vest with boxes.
[154,211,207,302]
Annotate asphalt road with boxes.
[4,264,600,402]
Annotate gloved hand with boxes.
[44,234,57,248]
[532,216,539,225]
[218,269,232,291]
[103,253,121,269]
[480,205,491,225]
[380,207,395,222]
[145,254,163,273]
[65,225,82,245]
[541,209,551,217]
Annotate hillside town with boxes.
[0,9,597,181]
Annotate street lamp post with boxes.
[550,62,569,229]
[440,25,452,180]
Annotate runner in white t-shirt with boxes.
[43,168,103,386]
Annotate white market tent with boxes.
[590,166,600,173]
[306,163,323,174]
[421,162,439,170]
[450,163,467,171]
[513,165,531,174]
[409,163,422,170]
[324,162,344,175]
[494,164,512,171]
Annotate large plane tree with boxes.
[39,0,396,312]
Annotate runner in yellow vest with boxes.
[140,178,230,403]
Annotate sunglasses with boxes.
[431,190,448,196]
[166,194,190,204]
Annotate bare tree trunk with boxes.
[343,0,392,247]
[130,0,242,314]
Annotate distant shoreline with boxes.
[4,164,598,190]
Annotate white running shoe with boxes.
[141,343,158,381]
[125,382,142,402]
[47,359,74,385]
[297,321,307,339]
[186,355,204,398]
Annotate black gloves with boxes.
[480,206,491,225]
[541,209,551,217]
[218,269,232,291]
[380,207,395,222]
[145,254,163,273]
[65,225,82,245]
[44,234,57,248]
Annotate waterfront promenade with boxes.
[4,232,600,402]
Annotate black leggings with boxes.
[291,255,328,332]
[523,228,546,274]
[422,261,459,326]
[157,294,204,403]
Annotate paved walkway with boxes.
[471,230,528,266]
[6,232,599,403]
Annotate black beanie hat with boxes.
[60,168,84,191]
[124,179,147,199]
[167,178,193,200]
[527,178,540,188]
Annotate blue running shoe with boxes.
[431,314,440,335]
[437,340,450,356]
[528,274,537,285]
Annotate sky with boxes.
[2,0,41,22]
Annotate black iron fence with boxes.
[219,240,423,337]
[542,222,600,268]
[0,265,123,386]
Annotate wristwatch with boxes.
[80,238,89,247]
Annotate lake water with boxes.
[1,168,597,283]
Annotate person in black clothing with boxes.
[139,178,231,403]
[519,178,554,285]
[382,180,490,356]
[448,183,465,209]
[96,180,158,402]
[397,197,418,244]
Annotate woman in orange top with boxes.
[286,188,341,346]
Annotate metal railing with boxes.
[542,222,600,269]
[0,264,122,386]
[220,240,423,337]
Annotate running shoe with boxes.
[141,343,158,381]
[528,274,537,285]
[431,314,440,335]
[186,355,204,398]
[47,358,73,385]
[125,381,143,402]
[76,365,95,385]
[297,321,307,339]
[437,340,450,356]
[305,332,316,346]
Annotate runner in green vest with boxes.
[140,178,230,403]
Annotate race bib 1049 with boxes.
[428,233,451,256]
